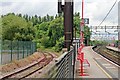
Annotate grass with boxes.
[37,46,62,57]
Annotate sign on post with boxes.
[84,18,89,24]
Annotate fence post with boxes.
[30,42,32,55]
[32,42,34,54]
[27,41,28,56]
[0,41,1,65]
[23,41,24,58]
[73,44,76,78]
[29,42,31,55]
[35,42,37,52]
[65,56,68,78]
[11,41,12,62]
[33,42,34,53]
[70,46,74,78]
[24,41,26,57]
[17,41,19,60]
[32,42,34,53]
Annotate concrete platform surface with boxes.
[75,46,120,79]
[106,46,119,52]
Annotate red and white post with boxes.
[77,0,89,76]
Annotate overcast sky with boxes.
[0,0,119,40]
[1,0,119,25]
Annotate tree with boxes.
[42,16,47,22]
[28,16,31,21]
[40,36,50,48]
[18,13,22,17]
[25,14,29,22]
[48,17,64,47]
[31,16,36,26]
[73,12,91,45]
[74,12,80,17]
[84,26,91,45]
[38,16,41,24]
[73,12,81,37]
[47,14,50,21]
[34,15,38,24]
[55,14,58,18]
[2,14,35,41]
[1,12,91,52]
[34,22,49,39]
[50,16,54,21]
[55,37,64,52]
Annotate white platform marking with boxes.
[95,58,101,59]
[102,64,111,66]
[106,67,116,69]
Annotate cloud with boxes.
[1,1,57,16]
[1,0,119,40]
[75,0,118,26]
[0,2,13,7]
[0,0,119,26]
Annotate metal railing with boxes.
[40,45,78,78]
[54,48,75,78]
[73,38,80,56]
[0,40,37,65]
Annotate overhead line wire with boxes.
[98,0,117,27]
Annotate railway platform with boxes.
[75,46,120,79]
[106,46,119,52]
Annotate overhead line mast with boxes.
[77,0,90,76]
[79,0,84,46]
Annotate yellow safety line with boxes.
[93,59,112,80]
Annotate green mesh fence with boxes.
[0,40,37,65]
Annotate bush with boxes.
[32,39,41,48]
[40,36,50,48]
[54,37,64,52]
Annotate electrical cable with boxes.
[98,0,117,27]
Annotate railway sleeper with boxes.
[0,52,55,79]
[98,49,119,66]
[9,64,41,78]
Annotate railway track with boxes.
[93,46,120,66]
[0,52,55,79]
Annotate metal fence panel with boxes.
[0,40,37,65]
[36,43,78,79]
[0,40,2,65]
[44,45,76,78]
